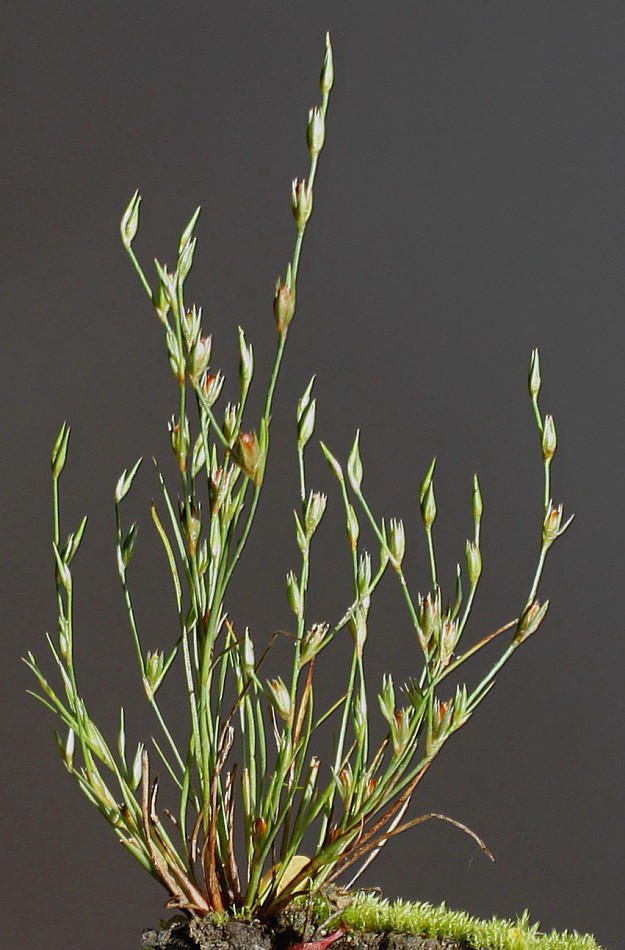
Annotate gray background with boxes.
[1,2,623,948]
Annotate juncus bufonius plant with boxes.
[25,35,571,920]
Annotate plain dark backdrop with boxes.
[2,2,623,948]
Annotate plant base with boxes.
[141,915,463,950]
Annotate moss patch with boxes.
[338,893,604,950]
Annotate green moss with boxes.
[336,893,604,950]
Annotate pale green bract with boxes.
[25,34,571,921]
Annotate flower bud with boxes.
[210,465,235,516]
[388,518,406,569]
[439,617,458,668]
[542,414,557,461]
[121,522,139,567]
[452,685,470,727]
[327,825,341,844]
[253,817,268,844]
[421,481,436,529]
[84,721,112,768]
[177,236,196,283]
[178,206,201,256]
[347,431,363,491]
[293,511,307,552]
[377,673,395,725]
[320,442,343,481]
[320,33,334,95]
[115,458,142,504]
[154,281,170,323]
[197,538,209,575]
[357,551,372,597]
[465,540,482,585]
[242,629,255,673]
[51,422,71,479]
[120,190,141,249]
[419,458,436,504]
[182,306,202,349]
[305,756,321,794]
[54,727,75,771]
[267,677,293,723]
[305,491,327,536]
[155,260,178,312]
[61,516,88,565]
[286,570,303,618]
[419,592,441,646]
[180,500,201,557]
[542,501,563,546]
[335,764,353,803]
[472,474,483,523]
[130,743,144,790]
[238,328,254,387]
[307,106,325,156]
[353,689,367,742]
[349,605,367,657]
[65,727,75,770]
[529,348,541,399]
[166,327,185,383]
[391,707,412,755]
[515,598,549,643]
[291,178,314,230]
[209,514,222,561]
[192,433,207,478]
[297,376,315,422]
[168,415,190,472]
[53,545,72,592]
[223,403,239,443]
[144,650,165,698]
[432,697,453,738]
[379,526,390,572]
[274,278,295,335]
[346,503,359,550]
[299,622,329,667]
[298,399,316,448]
[402,677,426,712]
[58,617,70,660]
[452,563,463,617]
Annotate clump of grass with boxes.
[338,894,604,950]
[25,33,573,926]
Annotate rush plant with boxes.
[25,35,570,922]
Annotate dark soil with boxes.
[140,915,468,950]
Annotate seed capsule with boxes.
[515,599,550,643]
[236,430,263,484]
[542,414,557,461]
[291,178,313,229]
[274,280,295,335]
[529,348,541,398]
